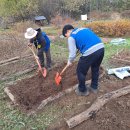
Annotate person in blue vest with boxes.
[24,27,51,70]
[62,24,104,96]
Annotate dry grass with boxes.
[0,21,41,61]
[0,32,30,61]
[12,21,37,33]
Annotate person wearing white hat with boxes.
[24,28,52,70]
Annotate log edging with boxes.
[66,85,130,128]
[4,69,105,116]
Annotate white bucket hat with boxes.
[24,28,38,39]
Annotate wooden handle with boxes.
[29,46,37,57]
[60,65,68,76]
[29,47,39,60]
[59,50,79,76]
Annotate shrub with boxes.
[84,19,130,37]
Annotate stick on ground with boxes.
[66,85,130,128]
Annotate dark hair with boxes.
[36,28,41,32]
[35,28,42,36]
[62,24,74,37]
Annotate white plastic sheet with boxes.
[110,38,127,45]
[108,66,130,79]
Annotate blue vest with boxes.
[42,32,50,51]
[37,32,51,51]
[70,28,102,54]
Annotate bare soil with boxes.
[7,62,103,113]
[46,50,130,130]
[2,39,130,130]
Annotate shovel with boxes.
[55,64,68,86]
[55,50,80,86]
[29,46,47,78]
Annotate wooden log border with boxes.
[111,57,130,65]
[0,54,33,66]
[4,70,105,116]
[66,85,130,128]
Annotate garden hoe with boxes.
[29,46,47,78]
[55,64,68,86]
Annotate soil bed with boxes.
[46,50,130,130]
[7,62,103,113]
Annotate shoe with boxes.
[89,87,98,94]
[75,87,89,96]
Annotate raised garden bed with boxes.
[4,62,104,114]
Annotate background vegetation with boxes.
[0,0,130,24]
[84,19,130,37]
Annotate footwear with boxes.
[75,87,89,96]
[89,87,98,94]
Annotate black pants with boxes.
[37,48,51,68]
[77,48,104,92]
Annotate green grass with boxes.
[0,26,130,130]
[0,80,71,130]
[0,94,62,130]
[41,26,61,36]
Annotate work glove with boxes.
[67,60,72,67]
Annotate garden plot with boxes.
[4,62,104,114]
[46,50,130,130]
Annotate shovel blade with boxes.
[55,72,62,86]
[42,68,47,77]
[38,67,47,78]
[36,58,47,78]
